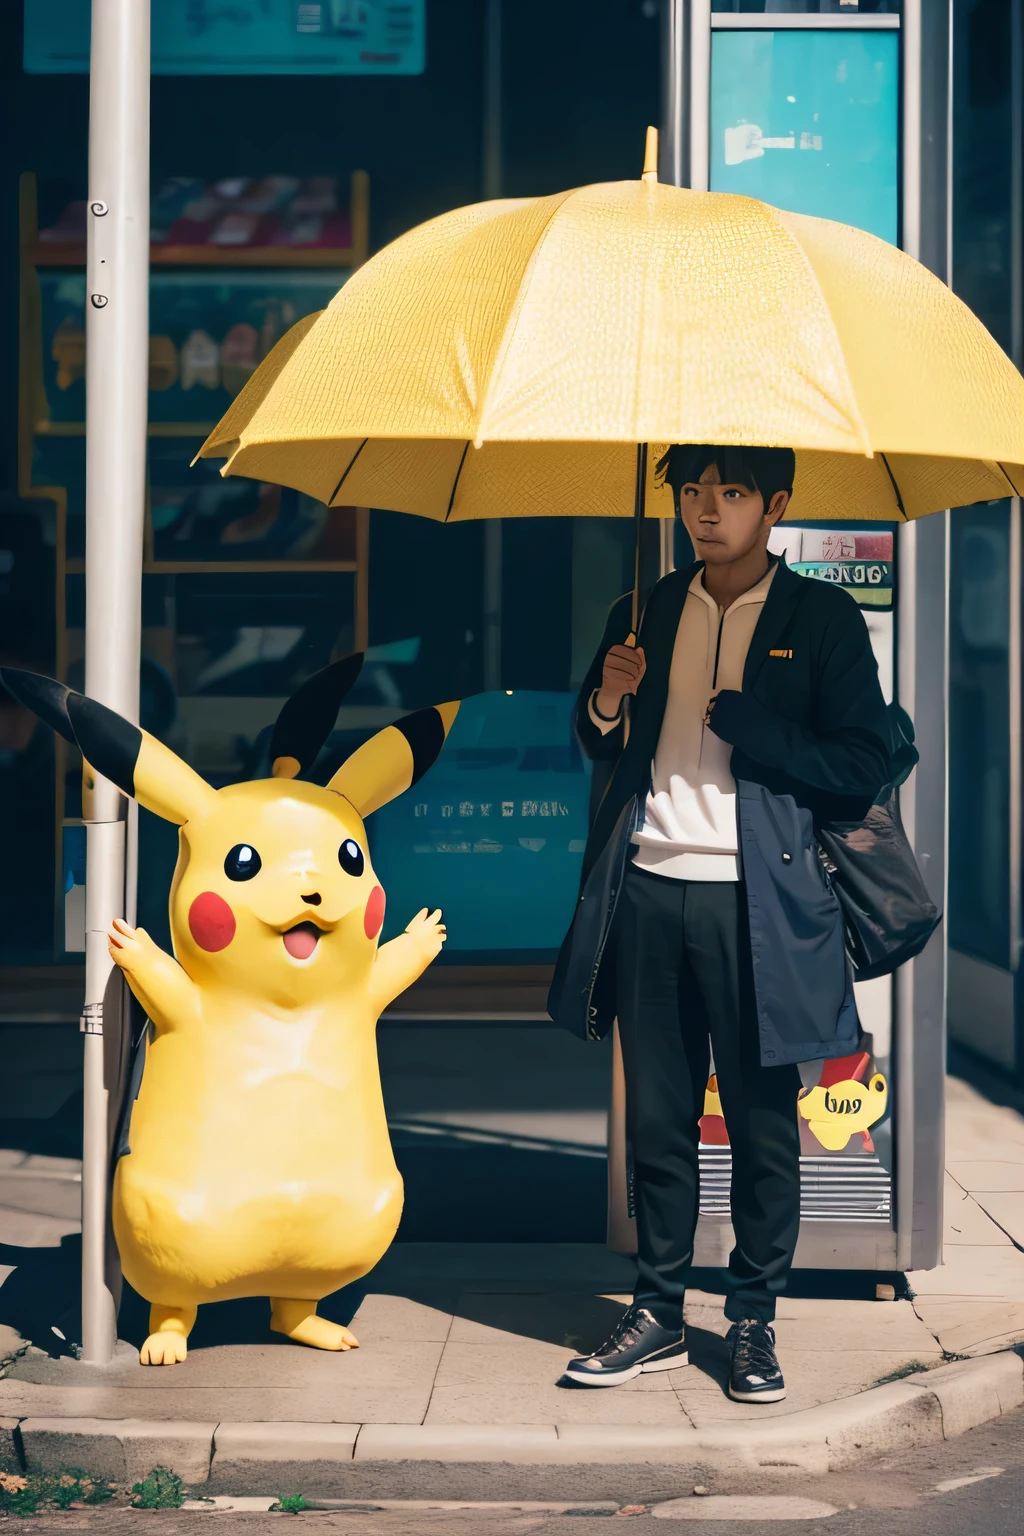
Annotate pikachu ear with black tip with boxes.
[327,701,459,817]
[268,652,364,780]
[1,669,77,743]
[0,667,216,826]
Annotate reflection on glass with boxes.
[149,444,359,564]
[710,28,899,243]
[37,271,343,427]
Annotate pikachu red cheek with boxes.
[364,886,385,941]
[189,892,237,952]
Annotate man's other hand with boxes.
[596,641,647,719]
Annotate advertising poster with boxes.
[25,0,426,75]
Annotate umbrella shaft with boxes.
[632,442,649,635]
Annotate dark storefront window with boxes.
[948,504,1012,969]
[947,0,1020,975]
[0,497,56,964]
[952,0,1017,357]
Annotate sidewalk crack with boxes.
[673,1386,697,1428]
[422,1297,457,1425]
[947,1170,1024,1255]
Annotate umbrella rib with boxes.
[444,443,471,522]
[327,439,369,507]
[879,454,908,521]
[997,462,1023,497]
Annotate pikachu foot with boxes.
[270,1299,359,1351]
[140,1304,196,1366]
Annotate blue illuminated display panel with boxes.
[710,29,899,244]
[24,0,425,76]
[368,692,591,959]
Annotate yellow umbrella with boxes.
[199,132,1024,534]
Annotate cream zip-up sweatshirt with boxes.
[589,565,776,881]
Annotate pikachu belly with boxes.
[113,1050,402,1305]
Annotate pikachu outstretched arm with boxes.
[370,908,447,1017]
[108,918,201,1034]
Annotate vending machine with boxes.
[660,0,947,1274]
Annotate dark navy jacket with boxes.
[548,558,891,1067]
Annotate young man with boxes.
[550,444,890,1401]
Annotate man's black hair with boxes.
[655,444,796,514]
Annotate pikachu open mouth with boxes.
[283,921,323,960]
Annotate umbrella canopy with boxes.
[199,177,1024,523]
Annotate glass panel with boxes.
[37,270,344,428]
[0,497,58,964]
[948,504,1011,969]
[710,27,899,243]
[348,513,635,961]
[149,442,359,565]
[952,0,1015,356]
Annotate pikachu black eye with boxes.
[224,844,262,881]
[338,839,365,877]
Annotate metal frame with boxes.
[892,0,951,1274]
[711,14,899,28]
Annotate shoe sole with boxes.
[728,1385,787,1403]
[562,1347,688,1388]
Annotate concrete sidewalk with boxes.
[1,1075,1022,1491]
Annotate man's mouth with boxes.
[283,921,322,960]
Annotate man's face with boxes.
[677,461,789,566]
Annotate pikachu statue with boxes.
[3,660,456,1366]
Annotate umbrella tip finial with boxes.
[642,126,659,184]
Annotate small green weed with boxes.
[131,1465,186,1509]
[0,1469,115,1517]
[873,1360,930,1386]
[274,1492,310,1514]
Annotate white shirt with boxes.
[589,565,776,881]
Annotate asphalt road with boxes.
[7,1402,1023,1534]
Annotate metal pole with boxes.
[895,0,950,1273]
[688,0,711,193]
[657,0,686,585]
[660,0,686,190]
[482,0,503,691]
[81,0,150,1365]
[1012,0,1023,373]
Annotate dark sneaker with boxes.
[562,1304,687,1387]
[727,1318,786,1403]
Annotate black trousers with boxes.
[615,864,802,1325]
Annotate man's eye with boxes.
[682,486,699,497]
